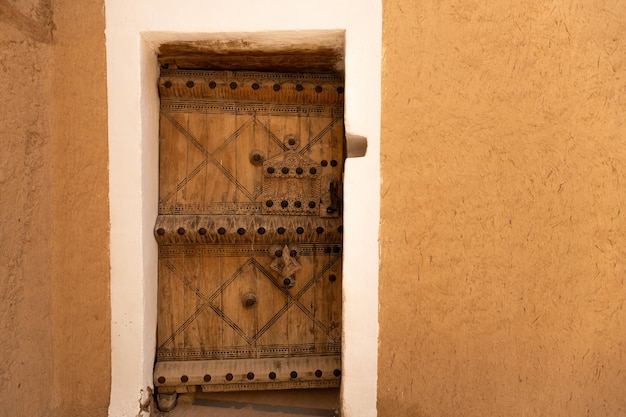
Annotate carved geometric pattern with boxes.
[157,343,341,362]
[158,110,343,216]
[160,112,260,204]
[158,243,343,259]
[157,254,341,357]
[262,151,321,215]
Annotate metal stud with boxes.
[218,227,226,235]
[321,160,328,167]
[277,227,285,234]
[329,274,337,282]
[267,167,275,174]
[331,160,338,167]
[294,201,302,208]
[157,376,166,384]
[315,85,322,93]
[237,228,246,235]
[230,82,237,89]
[290,371,298,379]
[316,227,324,234]
[250,151,265,165]
[309,167,317,175]
[269,372,276,380]
[337,86,344,94]
[198,228,207,235]
[164,81,172,88]
[266,200,274,207]
[283,278,291,286]
[177,227,185,235]
[252,83,260,90]
[181,375,189,383]
[296,227,304,234]
[281,200,288,208]
[275,250,283,257]
[273,83,281,91]
[226,373,233,381]
[308,201,316,208]
[209,81,217,89]
[315,370,323,378]
[333,369,341,377]
[296,167,303,175]
[203,374,211,382]
[156,228,165,236]
[186,81,194,88]
[296,84,304,91]
[282,167,289,174]
[290,250,297,257]
[247,372,255,380]
[257,227,266,235]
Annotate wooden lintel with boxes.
[158,43,343,73]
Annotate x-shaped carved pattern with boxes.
[158,255,341,350]
[160,112,341,206]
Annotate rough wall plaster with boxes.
[0,0,110,416]
[50,0,110,414]
[0,7,54,415]
[379,1,626,416]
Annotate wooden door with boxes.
[153,69,344,394]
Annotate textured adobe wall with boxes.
[379,1,626,416]
[0,0,110,416]
[49,1,110,415]
[0,2,54,415]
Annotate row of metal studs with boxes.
[157,225,343,236]
[157,368,341,384]
[164,80,344,94]
[266,160,338,175]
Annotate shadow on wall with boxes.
[0,0,54,43]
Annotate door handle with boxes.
[326,181,341,215]
[242,292,257,308]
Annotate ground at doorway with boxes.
[155,388,340,417]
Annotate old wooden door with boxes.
[153,69,344,395]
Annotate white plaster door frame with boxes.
[105,2,381,417]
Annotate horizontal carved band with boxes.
[157,343,341,362]
[158,244,342,258]
[155,356,341,393]
[161,100,344,117]
[155,215,343,245]
[160,69,344,106]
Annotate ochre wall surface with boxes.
[379,1,626,416]
[0,1,110,416]
[0,2,54,415]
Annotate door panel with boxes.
[154,70,344,393]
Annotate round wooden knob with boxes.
[242,293,257,308]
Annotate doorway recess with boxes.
[153,41,347,411]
